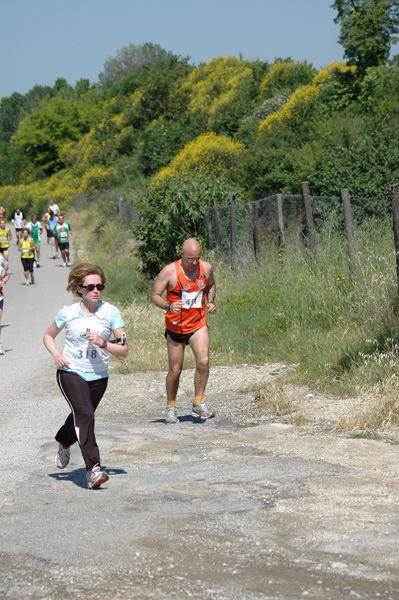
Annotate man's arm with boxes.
[150,264,174,310]
[150,263,183,313]
[204,262,216,314]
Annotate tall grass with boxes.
[68,201,399,427]
[212,215,399,396]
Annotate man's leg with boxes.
[166,334,185,405]
[189,327,214,419]
[188,327,210,398]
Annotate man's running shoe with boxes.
[192,402,215,420]
[63,262,66,267]
[25,280,30,286]
[30,275,34,284]
[0,342,4,355]
[55,443,70,469]
[87,465,109,489]
[36,262,40,268]
[165,405,179,424]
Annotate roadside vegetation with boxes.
[3,2,399,432]
[69,197,399,433]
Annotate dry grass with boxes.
[337,381,399,432]
[253,381,299,418]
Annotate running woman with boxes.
[18,228,35,285]
[0,255,9,355]
[54,214,72,266]
[25,215,43,267]
[43,263,128,489]
[0,219,12,261]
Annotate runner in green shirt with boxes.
[25,215,43,267]
[54,214,72,266]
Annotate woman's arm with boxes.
[43,321,70,368]
[86,327,128,359]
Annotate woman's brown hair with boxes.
[66,263,106,297]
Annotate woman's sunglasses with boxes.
[80,284,105,291]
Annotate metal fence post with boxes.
[230,192,237,264]
[212,197,220,255]
[277,194,285,250]
[252,201,260,263]
[341,189,357,277]
[391,183,399,295]
[301,181,316,251]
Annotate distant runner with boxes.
[48,200,59,217]
[13,208,24,245]
[25,215,43,268]
[0,219,12,261]
[0,254,9,355]
[18,228,35,285]
[54,214,72,266]
[47,211,59,259]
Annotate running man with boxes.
[54,214,72,266]
[150,238,217,424]
[25,215,43,267]
[0,219,12,261]
[0,254,9,355]
[13,207,24,245]
[48,199,59,217]
[47,210,58,259]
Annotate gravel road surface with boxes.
[1,232,399,600]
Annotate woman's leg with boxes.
[55,370,108,469]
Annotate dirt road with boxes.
[1,232,399,599]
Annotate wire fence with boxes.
[202,187,394,262]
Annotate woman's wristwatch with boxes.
[164,303,170,311]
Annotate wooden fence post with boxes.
[391,183,399,295]
[277,194,285,250]
[301,181,316,251]
[230,191,237,264]
[252,201,260,263]
[341,189,357,277]
[212,197,220,255]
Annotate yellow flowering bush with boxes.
[260,59,315,98]
[258,62,356,134]
[151,132,245,187]
[79,165,117,192]
[178,57,254,129]
[0,170,81,216]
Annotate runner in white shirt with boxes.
[12,208,24,244]
[48,200,59,216]
[43,263,128,489]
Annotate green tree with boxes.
[98,42,184,88]
[331,0,399,78]
[135,173,237,276]
[11,96,103,178]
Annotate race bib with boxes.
[181,290,203,309]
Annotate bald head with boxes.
[180,238,201,271]
[182,238,201,255]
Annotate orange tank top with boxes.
[165,260,208,334]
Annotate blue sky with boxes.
[0,0,389,99]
